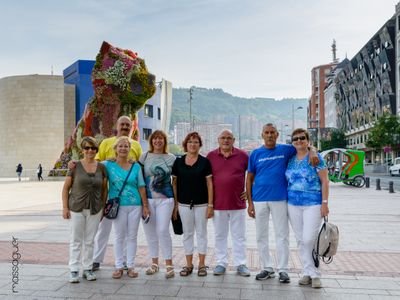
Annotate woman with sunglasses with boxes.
[62,137,107,283]
[285,128,329,289]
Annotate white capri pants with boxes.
[178,204,208,255]
[142,198,174,260]
[288,204,322,278]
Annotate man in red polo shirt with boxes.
[207,130,250,276]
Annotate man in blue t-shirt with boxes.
[247,123,321,284]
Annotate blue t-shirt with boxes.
[248,144,296,202]
[103,161,145,206]
[285,153,327,206]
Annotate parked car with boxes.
[389,157,400,176]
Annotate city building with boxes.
[308,41,339,148]
[335,17,396,163]
[0,61,172,177]
[63,60,173,152]
[173,122,233,154]
[0,75,75,177]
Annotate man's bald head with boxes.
[116,116,132,137]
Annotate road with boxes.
[365,172,400,191]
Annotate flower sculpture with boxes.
[50,41,156,174]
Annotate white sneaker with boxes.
[298,275,311,285]
[312,277,322,288]
[69,271,80,283]
[83,270,96,281]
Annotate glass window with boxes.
[144,104,153,118]
[143,128,152,140]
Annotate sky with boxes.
[0,0,397,99]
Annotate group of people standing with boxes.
[61,116,329,289]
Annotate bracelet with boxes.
[207,204,214,208]
[322,200,328,204]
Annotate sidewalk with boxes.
[0,181,399,299]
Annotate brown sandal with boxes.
[179,265,194,277]
[127,268,138,278]
[112,269,123,279]
[198,265,208,277]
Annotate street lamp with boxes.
[188,86,194,131]
[292,104,303,132]
[280,123,289,143]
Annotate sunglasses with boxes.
[292,136,307,142]
[83,146,98,151]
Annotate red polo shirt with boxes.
[207,147,248,210]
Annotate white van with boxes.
[389,157,400,176]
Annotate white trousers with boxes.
[113,206,141,269]
[93,214,127,264]
[288,204,322,278]
[213,209,247,267]
[179,205,208,255]
[69,209,102,272]
[92,216,113,263]
[143,198,174,260]
[254,201,289,273]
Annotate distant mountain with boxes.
[171,87,308,128]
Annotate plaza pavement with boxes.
[0,179,399,299]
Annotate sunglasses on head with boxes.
[83,146,98,151]
[292,136,307,142]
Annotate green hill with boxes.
[171,87,308,127]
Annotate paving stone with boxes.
[240,288,306,300]
[178,286,240,299]
[337,279,400,290]
[303,292,371,300]
[324,288,390,295]
[117,284,180,297]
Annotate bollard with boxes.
[389,181,395,193]
[365,177,370,188]
[376,178,381,190]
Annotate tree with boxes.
[320,129,347,151]
[168,143,184,156]
[366,114,400,151]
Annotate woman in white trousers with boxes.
[285,128,329,289]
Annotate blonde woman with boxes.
[140,130,176,278]
[62,137,107,283]
[103,136,150,279]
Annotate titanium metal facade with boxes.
[335,18,396,138]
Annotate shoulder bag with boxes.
[103,163,134,219]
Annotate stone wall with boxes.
[0,75,74,177]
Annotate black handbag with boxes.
[104,163,134,219]
[171,212,183,235]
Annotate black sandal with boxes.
[179,265,194,277]
[197,265,208,277]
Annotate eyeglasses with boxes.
[292,136,307,142]
[83,146,98,151]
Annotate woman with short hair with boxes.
[104,136,150,279]
[172,132,213,277]
[62,136,107,283]
[285,128,329,289]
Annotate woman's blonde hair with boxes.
[113,136,131,156]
